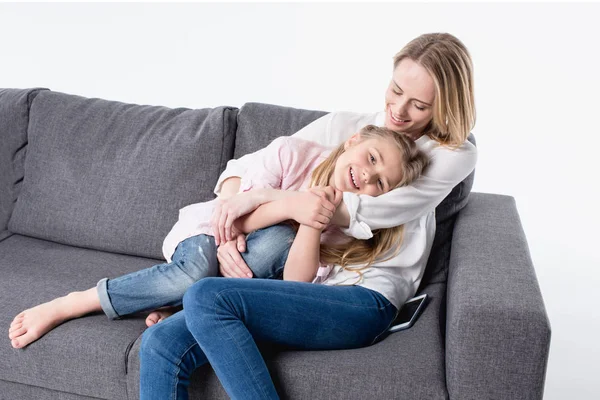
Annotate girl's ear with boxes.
[344,133,361,150]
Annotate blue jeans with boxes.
[97,224,296,319]
[139,277,398,400]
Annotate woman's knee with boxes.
[182,277,223,315]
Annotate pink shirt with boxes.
[162,136,347,282]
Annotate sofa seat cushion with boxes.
[8,90,237,260]
[0,234,161,400]
[124,282,449,400]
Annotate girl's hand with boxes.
[287,187,342,230]
[211,190,265,245]
[309,186,343,209]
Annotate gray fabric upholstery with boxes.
[0,90,550,400]
[0,234,159,400]
[0,379,103,400]
[419,133,476,288]
[233,102,328,159]
[446,193,551,400]
[125,282,448,400]
[0,88,47,242]
[8,91,237,260]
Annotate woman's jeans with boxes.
[96,224,296,319]
[139,277,398,400]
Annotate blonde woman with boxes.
[138,32,478,399]
[140,124,429,399]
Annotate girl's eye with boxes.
[370,154,376,164]
[378,179,384,190]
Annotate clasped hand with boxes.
[211,186,342,278]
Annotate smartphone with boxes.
[387,293,428,333]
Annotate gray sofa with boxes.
[0,88,551,400]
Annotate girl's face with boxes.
[384,58,436,139]
[331,135,404,197]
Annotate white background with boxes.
[1,2,598,399]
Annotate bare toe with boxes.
[145,313,160,327]
[10,316,25,328]
[9,322,23,334]
[9,327,27,340]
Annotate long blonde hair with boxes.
[394,33,476,148]
[309,125,429,282]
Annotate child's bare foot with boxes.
[145,307,180,327]
[8,289,101,349]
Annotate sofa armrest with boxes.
[446,193,551,400]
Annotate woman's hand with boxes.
[217,235,254,278]
[287,186,342,230]
[211,190,265,245]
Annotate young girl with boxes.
[138,124,429,399]
[6,124,418,350]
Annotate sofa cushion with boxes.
[234,102,328,159]
[8,90,237,260]
[419,134,476,287]
[0,234,158,400]
[0,88,47,243]
[125,282,449,400]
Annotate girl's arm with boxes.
[283,224,322,282]
[213,113,333,196]
[235,190,336,234]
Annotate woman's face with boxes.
[331,135,403,197]
[384,58,436,139]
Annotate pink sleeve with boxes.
[238,136,293,192]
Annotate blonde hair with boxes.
[393,33,476,148]
[309,125,429,283]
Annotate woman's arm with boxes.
[283,224,322,282]
[341,142,478,239]
[218,177,241,199]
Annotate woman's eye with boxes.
[393,90,402,96]
[415,104,425,111]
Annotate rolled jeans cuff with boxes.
[96,278,119,320]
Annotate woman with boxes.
[141,32,477,399]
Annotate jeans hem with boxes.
[97,278,119,320]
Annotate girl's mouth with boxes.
[349,167,359,189]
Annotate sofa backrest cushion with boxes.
[8,90,237,260]
[234,102,328,159]
[0,88,47,243]
[235,102,476,287]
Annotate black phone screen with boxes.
[392,297,424,325]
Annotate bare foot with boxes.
[145,306,180,327]
[8,289,101,349]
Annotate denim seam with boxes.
[171,342,199,400]
[213,290,274,400]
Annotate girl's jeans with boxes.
[96,224,296,319]
[139,277,398,400]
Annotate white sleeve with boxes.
[213,113,334,195]
[341,143,478,239]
